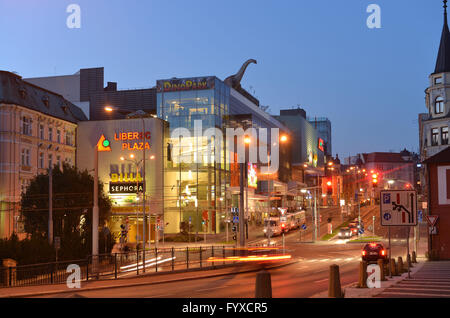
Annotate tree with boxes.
[20,163,112,260]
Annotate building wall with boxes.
[76,118,166,243]
[24,74,81,103]
[0,104,77,238]
[428,163,450,259]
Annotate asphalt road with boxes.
[31,205,417,298]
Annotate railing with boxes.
[0,245,283,288]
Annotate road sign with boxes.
[425,215,438,227]
[429,226,438,235]
[189,216,192,224]
[380,190,417,226]
[418,210,423,223]
[233,216,239,223]
[358,228,364,235]
[301,223,307,230]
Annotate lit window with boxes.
[435,96,444,114]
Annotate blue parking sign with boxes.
[383,193,391,204]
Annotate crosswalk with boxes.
[376,261,450,298]
[300,256,360,263]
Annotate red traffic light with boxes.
[326,181,332,187]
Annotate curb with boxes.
[2,260,299,298]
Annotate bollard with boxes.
[255,270,272,298]
[377,259,386,281]
[412,251,417,263]
[358,261,368,288]
[390,258,398,276]
[328,264,343,297]
[407,254,412,268]
[397,257,405,273]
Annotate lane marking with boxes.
[380,291,450,297]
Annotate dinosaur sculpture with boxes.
[224,59,257,89]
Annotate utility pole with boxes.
[93,148,99,273]
[239,162,245,248]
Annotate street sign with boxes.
[425,215,439,227]
[380,190,417,226]
[429,226,438,235]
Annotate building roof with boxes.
[363,152,413,163]
[424,146,450,164]
[434,1,450,74]
[0,71,87,123]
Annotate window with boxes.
[442,127,449,145]
[48,127,53,141]
[65,131,74,146]
[57,130,61,143]
[39,124,44,139]
[48,154,53,169]
[39,153,44,168]
[56,156,61,169]
[432,128,439,146]
[21,148,30,166]
[435,96,444,114]
[435,77,443,85]
[22,117,32,136]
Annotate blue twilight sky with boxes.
[0,0,444,158]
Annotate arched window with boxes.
[435,96,444,114]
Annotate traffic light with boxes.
[372,173,378,187]
[231,207,238,241]
[326,180,332,195]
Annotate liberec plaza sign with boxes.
[114,131,151,150]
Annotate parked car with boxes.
[361,242,388,264]
[338,227,352,239]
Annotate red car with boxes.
[362,243,387,264]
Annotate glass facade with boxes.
[157,77,231,235]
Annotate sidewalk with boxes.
[0,259,297,298]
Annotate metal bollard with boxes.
[390,258,398,276]
[358,261,368,288]
[377,259,386,281]
[255,270,272,298]
[407,254,412,268]
[328,264,343,297]
[397,257,405,273]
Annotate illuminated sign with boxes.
[156,77,215,92]
[248,163,258,188]
[318,138,324,152]
[97,135,111,152]
[109,182,144,194]
[114,131,151,151]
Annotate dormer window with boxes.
[19,87,27,99]
[435,77,443,85]
[435,96,444,114]
[42,96,50,107]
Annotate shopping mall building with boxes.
[1,63,328,243]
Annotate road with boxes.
[29,204,420,298]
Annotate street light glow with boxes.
[280,135,288,142]
[104,106,114,112]
[244,136,251,144]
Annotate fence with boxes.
[0,245,281,288]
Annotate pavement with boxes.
[0,258,297,298]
